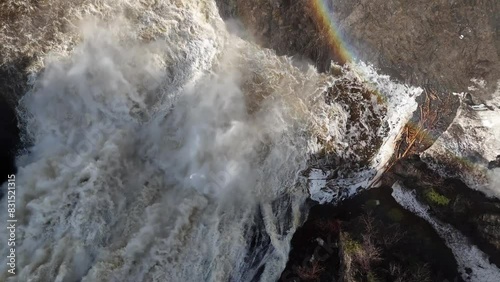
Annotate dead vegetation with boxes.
[385,88,458,174]
[397,89,441,158]
[339,215,383,281]
[316,218,341,234]
[388,262,432,282]
[281,195,459,282]
[296,260,325,281]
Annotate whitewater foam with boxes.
[308,62,421,204]
[0,1,338,280]
[1,0,422,281]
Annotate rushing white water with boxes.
[0,1,420,281]
[308,63,421,203]
[392,182,500,282]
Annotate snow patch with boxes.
[392,182,500,282]
[308,168,331,203]
[422,81,500,198]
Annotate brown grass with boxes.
[316,218,342,234]
[296,260,325,281]
[399,89,439,157]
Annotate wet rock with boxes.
[477,213,500,251]
[389,156,500,268]
[215,0,347,71]
[280,187,463,282]
[0,57,29,188]
[421,93,500,195]
[464,93,475,106]
[331,0,500,97]
[216,0,500,278]
[216,0,500,97]
[488,155,500,169]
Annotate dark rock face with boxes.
[215,0,347,71]
[216,0,500,98]
[216,0,500,279]
[488,155,500,169]
[389,156,500,267]
[478,213,500,252]
[0,57,29,187]
[0,94,19,187]
[280,187,463,282]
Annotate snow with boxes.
[392,182,500,282]
[308,168,331,203]
[422,81,500,198]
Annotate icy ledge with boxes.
[421,81,500,198]
[308,62,421,204]
[392,182,500,282]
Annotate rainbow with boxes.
[310,0,353,65]
[309,0,487,183]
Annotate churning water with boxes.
[0,1,420,281]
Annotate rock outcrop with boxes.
[216,0,500,97]
[389,155,500,267]
[331,0,500,96]
[213,0,500,279]
[280,187,463,282]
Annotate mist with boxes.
[0,0,423,281]
[0,9,337,280]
